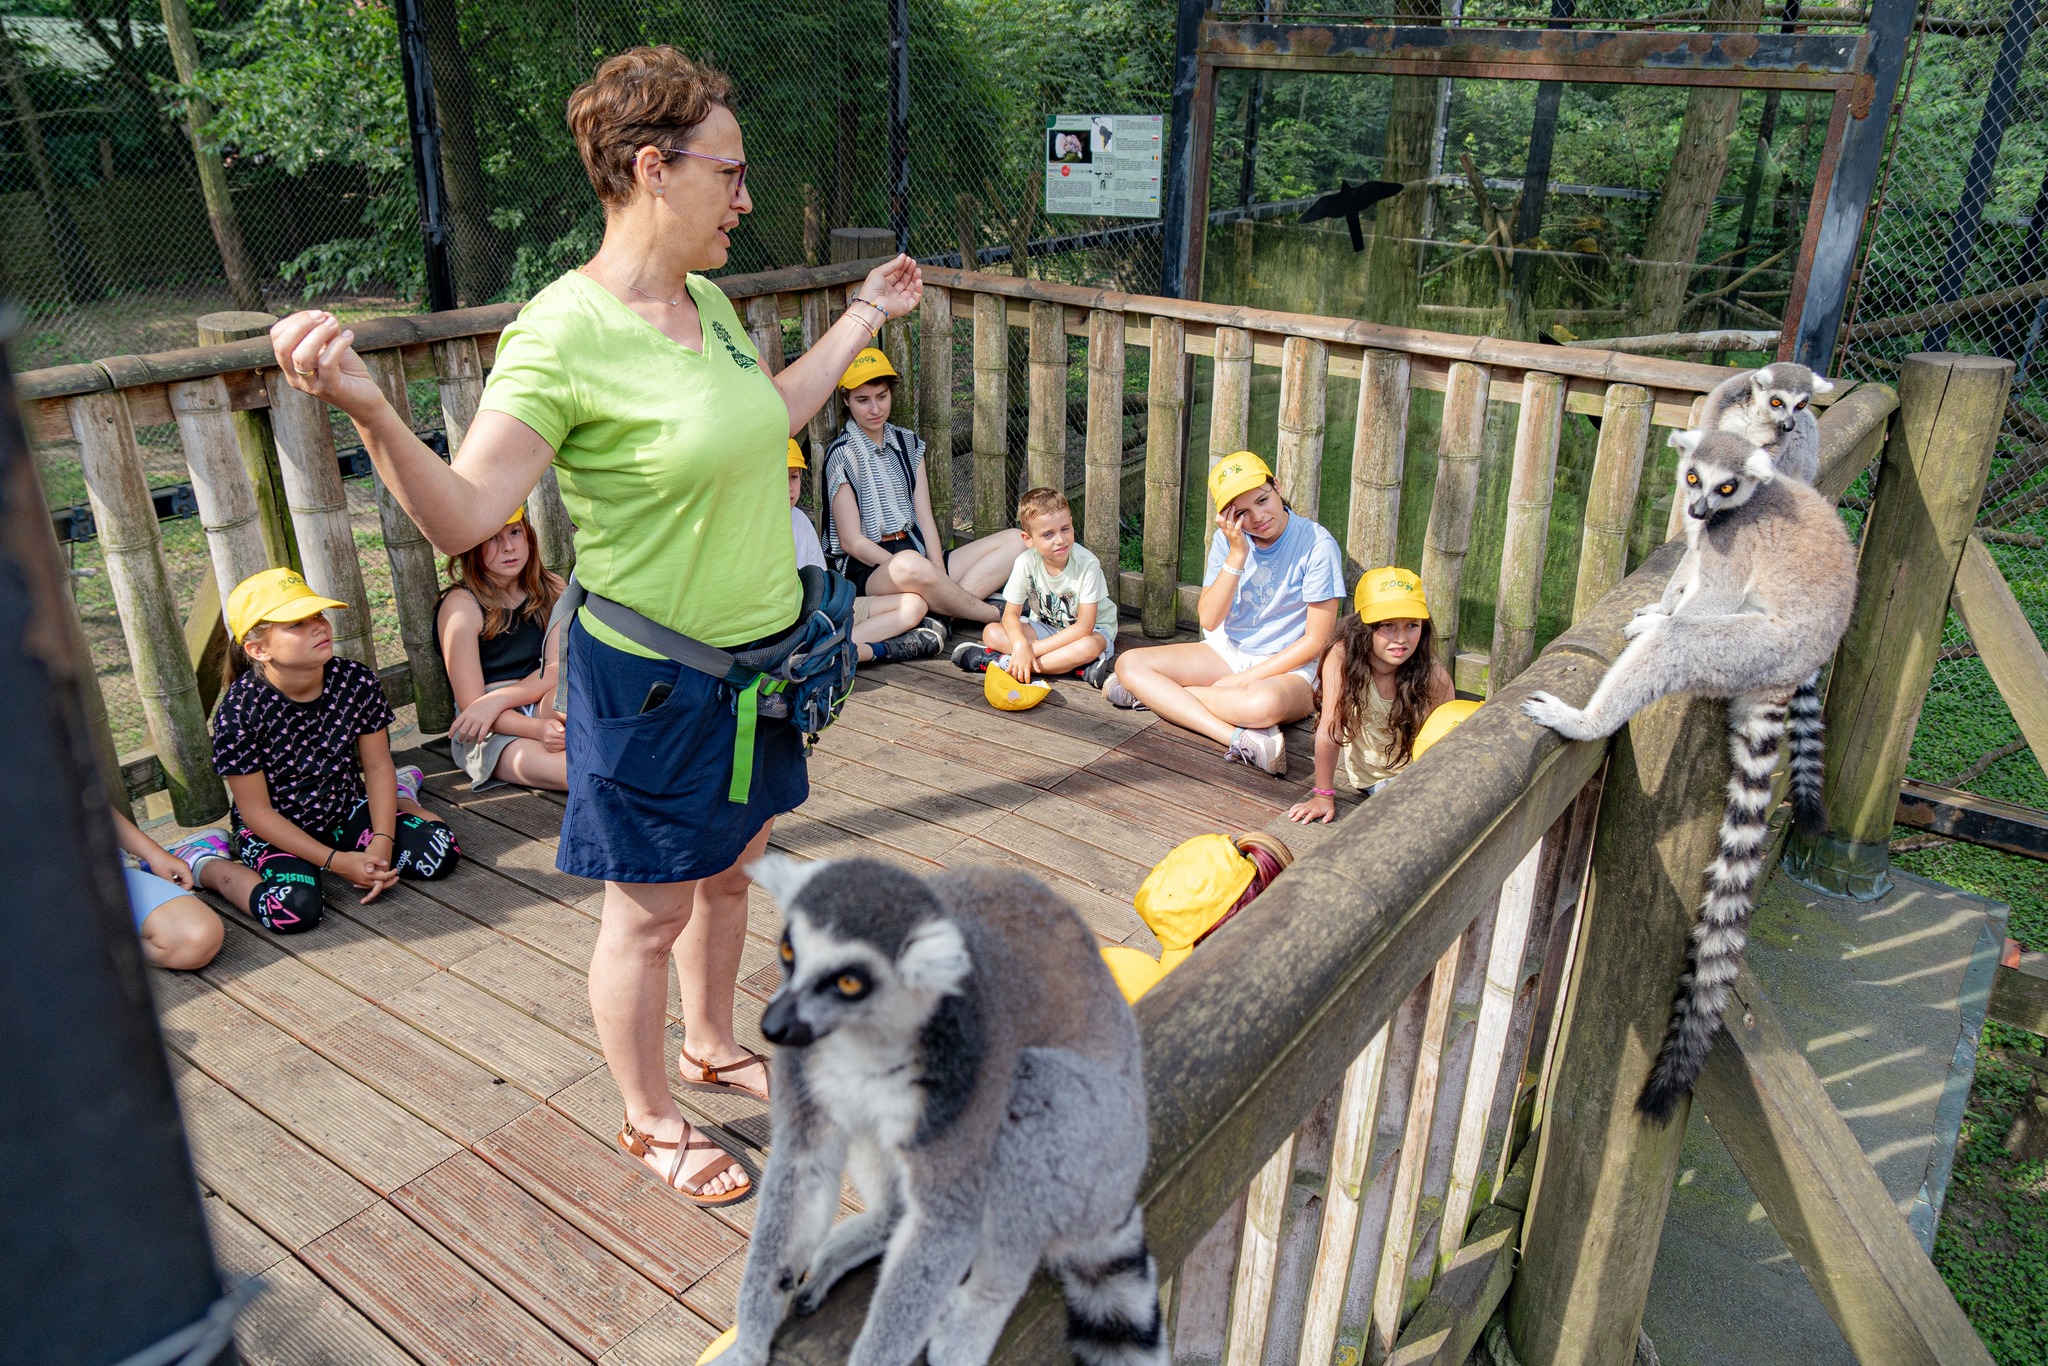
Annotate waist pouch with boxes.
[548,565,857,803]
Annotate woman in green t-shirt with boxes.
[268,46,918,1206]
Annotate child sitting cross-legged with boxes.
[212,569,459,933]
[1289,566,1455,824]
[435,505,567,793]
[951,487,1117,686]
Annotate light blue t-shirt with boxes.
[1202,511,1345,655]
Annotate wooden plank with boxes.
[974,292,1011,538]
[1028,299,1068,492]
[1107,729,1288,821]
[225,1049,461,1193]
[601,1301,722,1366]
[1489,371,1564,690]
[1299,1024,1395,1366]
[1570,383,1653,625]
[152,966,299,1077]
[681,1246,750,1330]
[1167,1191,1246,1364]
[201,1188,290,1289]
[858,682,1115,768]
[391,1150,676,1357]
[1054,763,1240,843]
[1989,946,2048,1036]
[930,836,1147,945]
[300,1200,586,1364]
[1275,336,1330,521]
[1950,533,2048,768]
[388,972,604,1095]
[234,1255,416,1366]
[1224,1134,1296,1363]
[171,1067,376,1251]
[1895,779,2048,860]
[919,284,956,547]
[1144,316,1189,637]
[1418,362,1489,650]
[1348,350,1413,580]
[896,721,1079,791]
[449,937,605,1044]
[1084,307,1127,565]
[807,753,1006,838]
[1385,1202,1521,1366]
[1695,965,1996,1366]
[1261,1086,1342,1363]
[874,659,1152,747]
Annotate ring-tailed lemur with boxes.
[727,856,1163,1366]
[1698,361,1837,828]
[1697,361,1833,486]
[1521,429,1857,1121]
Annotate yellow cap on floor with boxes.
[985,663,1051,711]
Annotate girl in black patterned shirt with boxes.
[211,570,458,934]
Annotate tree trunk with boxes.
[420,0,504,305]
[1362,0,1443,329]
[1628,0,1765,334]
[157,0,261,310]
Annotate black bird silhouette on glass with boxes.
[1298,179,1405,251]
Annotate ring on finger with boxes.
[294,366,316,377]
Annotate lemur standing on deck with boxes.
[726,856,1164,1366]
[1521,429,1857,1120]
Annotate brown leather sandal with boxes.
[616,1119,752,1207]
[679,1047,772,1102]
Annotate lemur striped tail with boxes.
[1636,693,1787,1123]
[1786,672,1826,837]
[1056,1206,1165,1366]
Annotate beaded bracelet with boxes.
[1312,787,1337,798]
[321,847,338,871]
[851,296,890,322]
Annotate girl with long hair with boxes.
[435,507,569,792]
[1290,567,1455,824]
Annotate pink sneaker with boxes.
[162,827,232,878]
[395,765,424,803]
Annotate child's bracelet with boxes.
[1313,787,1337,797]
[1221,562,1247,577]
[852,295,890,321]
[367,831,394,848]
[321,847,338,871]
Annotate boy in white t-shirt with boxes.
[952,487,1117,687]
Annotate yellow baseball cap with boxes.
[504,504,525,526]
[839,347,899,391]
[1134,834,1257,952]
[985,663,1051,711]
[226,568,347,643]
[696,1327,736,1363]
[1411,698,1481,760]
[1209,450,1274,511]
[787,439,808,470]
[1355,566,1428,623]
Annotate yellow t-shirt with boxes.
[1340,681,1402,790]
[479,270,798,655]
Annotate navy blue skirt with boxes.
[558,615,809,883]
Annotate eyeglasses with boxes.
[656,147,748,196]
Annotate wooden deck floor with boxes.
[154,637,1358,1364]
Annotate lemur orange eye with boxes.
[836,974,863,996]
[1770,397,1783,407]
[1686,472,1700,486]
[1795,399,1808,410]
[779,940,793,963]
[1718,483,1736,496]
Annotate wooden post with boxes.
[1490,372,1564,689]
[1144,316,1189,637]
[744,295,785,374]
[1224,1135,1295,1363]
[882,315,916,434]
[918,285,956,549]
[196,311,297,573]
[169,374,274,608]
[1207,326,1254,527]
[363,351,454,732]
[1084,308,1126,569]
[523,470,576,577]
[432,336,483,454]
[1347,350,1412,579]
[800,290,839,527]
[1784,353,2011,898]
[1027,301,1067,493]
[1420,362,1489,651]
[265,378,378,668]
[1571,383,1654,623]
[973,293,1010,537]
[1952,534,2048,763]
[69,392,223,825]
[1507,609,1730,1365]
[1275,336,1329,522]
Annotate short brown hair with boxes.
[1017,487,1070,529]
[567,46,733,210]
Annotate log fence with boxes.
[14,263,1997,1364]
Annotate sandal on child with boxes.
[679,1047,772,1103]
[617,1119,751,1206]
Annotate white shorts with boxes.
[1202,633,1319,685]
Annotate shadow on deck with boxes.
[151,635,1356,1364]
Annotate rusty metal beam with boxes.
[1200,22,1870,91]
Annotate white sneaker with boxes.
[1103,676,1147,710]
[1225,725,1287,776]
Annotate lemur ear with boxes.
[749,853,827,910]
[1745,449,1777,482]
[898,917,971,996]
[1669,429,1702,455]
[1812,374,1835,393]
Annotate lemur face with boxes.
[1671,429,1774,522]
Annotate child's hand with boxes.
[1216,507,1250,557]
[330,850,397,902]
[542,717,566,753]
[1010,639,1037,683]
[451,691,515,745]
[1210,670,1255,690]
[145,842,195,890]
[1289,792,1337,824]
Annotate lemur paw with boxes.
[1521,692,1590,737]
[794,1274,830,1317]
[1622,612,1664,641]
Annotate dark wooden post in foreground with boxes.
[1507,540,1734,1364]
[1783,353,2010,898]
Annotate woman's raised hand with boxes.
[270,311,383,418]
[860,255,924,319]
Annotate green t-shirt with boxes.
[479,270,798,655]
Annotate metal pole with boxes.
[1925,0,2043,351]
[1159,0,1207,298]
[1786,0,1916,372]
[0,303,233,1360]
[888,0,910,254]
[394,0,457,313]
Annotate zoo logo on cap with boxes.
[1208,450,1274,509]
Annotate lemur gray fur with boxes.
[727,855,1163,1366]
[1520,429,1856,1121]
[1697,361,1833,486]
